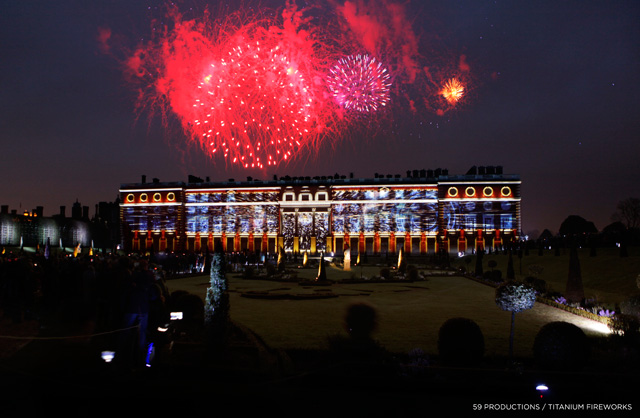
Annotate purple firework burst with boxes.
[327,54,391,113]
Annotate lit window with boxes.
[448,187,458,197]
[501,186,512,197]
[153,193,162,202]
[126,194,134,203]
[140,193,148,202]
[465,187,476,197]
[483,187,493,197]
[167,192,175,201]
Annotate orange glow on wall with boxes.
[389,232,396,253]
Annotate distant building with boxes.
[119,166,521,255]
[0,199,120,252]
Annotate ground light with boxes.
[536,384,549,399]
[101,351,115,363]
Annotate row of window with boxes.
[282,191,328,202]
[125,192,176,203]
[448,186,512,198]
[125,186,514,204]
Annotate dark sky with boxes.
[1,0,639,237]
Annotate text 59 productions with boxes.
[473,404,632,412]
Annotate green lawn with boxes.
[451,246,640,305]
[169,259,617,358]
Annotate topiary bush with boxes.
[406,264,419,281]
[379,267,391,280]
[345,303,378,340]
[483,269,503,283]
[437,317,485,366]
[620,294,640,320]
[533,321,590,371]
[495,281,537,360]
[524,276,547,294]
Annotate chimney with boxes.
[60,206,66,218]
[1,205,8,214]
[142,175,147,184]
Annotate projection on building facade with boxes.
[120,166,521,255]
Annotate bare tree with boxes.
[612,198,640,229]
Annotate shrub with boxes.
[241,265,255,279]
[406,264,419,281]
[379,267,391,280]
[524,277,547,294]
[345,303,378,340]
[620,294,640,320]
[437,317,485,366]
[608,313,640,339]
[483,269,502,283]
[533,321,590,371]
[265,263,277,277]
[401,348,430,377]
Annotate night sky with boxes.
[1,0,638,237]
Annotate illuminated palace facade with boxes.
[119,166,521,255]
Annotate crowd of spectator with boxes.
[0,250,210,367]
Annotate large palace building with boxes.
[119,166,521,255]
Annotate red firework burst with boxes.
[193,37,318,168]
[126,3,340,169]
[327,54,391,113]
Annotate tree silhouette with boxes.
[565,242,585,304]
[612,197,640,229]
[559,215,598,236]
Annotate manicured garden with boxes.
[168,246,639,367]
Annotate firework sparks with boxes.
[327,54,391,113]
[440,78,465,105]
[192,37,318,168]
[116,1,477,169]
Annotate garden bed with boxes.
[240,290,339,300]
